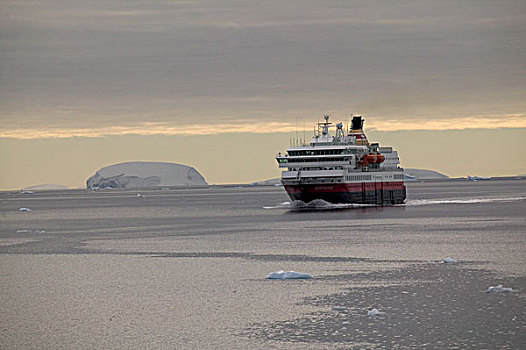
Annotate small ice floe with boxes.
[263,201,291,209]
[136,193,143,198]
[19,208,31,212]
[266,270,313,279]
[485,284,518,293]
[367,308,384,316]
[441,256,458,264]
[16,229,32,233]
[332,306,347,311]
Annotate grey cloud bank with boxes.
[1,0,525,135]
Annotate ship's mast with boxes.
[320,114,331,135]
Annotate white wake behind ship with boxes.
[276,115,406,205]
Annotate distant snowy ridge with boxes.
[404,168,449,180]
[250,178,281,186]
[86,162,207,189]
[22,184,69,191]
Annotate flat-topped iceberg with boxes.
[266,270,313,279]
[86,162,207,189]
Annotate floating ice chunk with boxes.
[441,256,458,264]
[263,201,291,209]
[485,284,518,293]
[136,193,143,197]
[367,308,384,316]
[332,306,346,311]
[19,208,31,212]
[266,270,313,279]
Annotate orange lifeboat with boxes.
[359,152,385,166]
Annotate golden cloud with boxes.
[1,114,524,139]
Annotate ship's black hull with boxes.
[284,182,406,206]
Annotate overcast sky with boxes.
[1,0,525,138]
[0,1,525,188]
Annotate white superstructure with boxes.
[276,115,406,205]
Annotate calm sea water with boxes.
[1,180,525,349]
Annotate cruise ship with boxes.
[276,115,406,205]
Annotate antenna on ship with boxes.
[324,114,331,135]
[303,120,306,146]
[296,117,300,146]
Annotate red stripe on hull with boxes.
[284,182,405,194]
[283,182,406,205]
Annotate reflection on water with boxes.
[0,180,525,349]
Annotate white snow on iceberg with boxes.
[485,284,518,293]
[86,161,207,189]
[266,270,313,279]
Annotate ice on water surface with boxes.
[266,270,313,279]
[367,308,384,316]
[441,257,458,264]
[485,284,518,293]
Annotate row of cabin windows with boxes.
[344,174,404,181]
[346,175,372,181]
[284,157,350,163]
[288,149,345,156]
[292,167,343,171]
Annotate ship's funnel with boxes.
[351,116,364,130]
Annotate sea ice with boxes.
[19,208,31,212]
[367,308,384,316]
[332,306,347,311]
[485,284,518,293]
[266,270,313,279]
[441,256,458,264]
